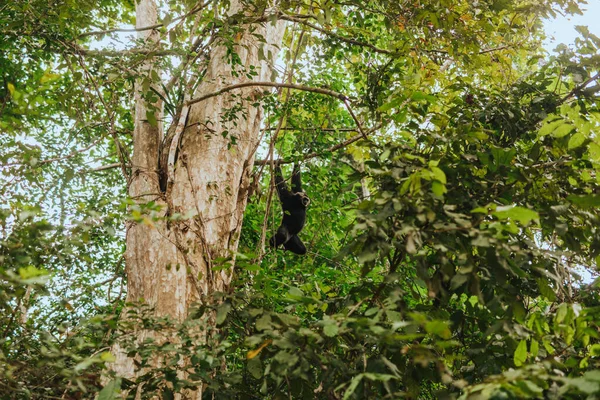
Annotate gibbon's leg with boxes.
[283,235,307,255]
[269,225,289,248]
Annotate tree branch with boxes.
[78,1,212,38]
[277,14,394,55]
[186,81,348,106]
[561,71,600,103]
[254,123,382,165]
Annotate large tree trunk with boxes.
[111,0,285,391]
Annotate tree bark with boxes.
[110,0,286,393]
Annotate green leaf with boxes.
[425,320,451,339]
[490,147,516,166]
[538,119,564,137]
[247,357,263,379]
[98,379,121,400]
[567,194,600,208]
[146,110,158,127]
[255,314,272,331]
[589,344,600,356]
[18,265,48,279]
[514,339,527,366]
[216,302,231,325]
[493,206,539,225]
[537,278,556,301]
[530,339,539,358]
[552,124,574,138]
[323,322,339,337]
[342,373,396,400]
[431,181,446,196]
[588,142,600,161]
[583,370,600,381]
[288,287,304,298]
[431,166,446,184]
[568,132,586,149]
[556,303,568,324]
[100,352,116,362]
[343,374,363,400]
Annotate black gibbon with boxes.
[269,164,310,255]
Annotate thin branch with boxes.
[478,45,511,54]
[186,81,348,106]
[261,127,359,132]
[78,25,163,38]
[277,14,511,57]
[277,14,394,55]
[89,162,128,172]
[164,27,216,93]
[74,47,184,57]
[343,98,367,139]
[254,123,382,165]
[186,81,371,143]
[560,71,600,103]
[78,1,212,38]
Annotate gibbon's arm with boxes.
[274,164,291,199]
[291,164,302,193]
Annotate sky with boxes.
[543,0,600,51]
[543,1,600,284]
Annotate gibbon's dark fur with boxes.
[269,164,310,255]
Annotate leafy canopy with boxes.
[2,0,600,399]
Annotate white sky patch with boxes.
[543,0,600,51]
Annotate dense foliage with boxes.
[2,0,600,398]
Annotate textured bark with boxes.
[111,0,285,391]
[169,5,286,296]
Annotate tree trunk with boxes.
[110,0,285,391]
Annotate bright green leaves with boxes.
[477,146,515,173]
[568,131,587,150]
[538,105,600,164]
[538,119,574,138]
[424,320,452,339]
[492,206,539,225]
[398,160,447,197]
[98,378,121,400]
[342,373,397,400]
[18,265,49,281]
[216,302,231,325]
[514,339,528,367]
[567,194,600,208]
[322,316,339,337]
[145,110,158,127]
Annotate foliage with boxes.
[3,0,600,399]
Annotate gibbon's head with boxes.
[297,192,311,207]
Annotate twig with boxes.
[343,98,367,139]
[560,71,600,103]
[89,162,129,172]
